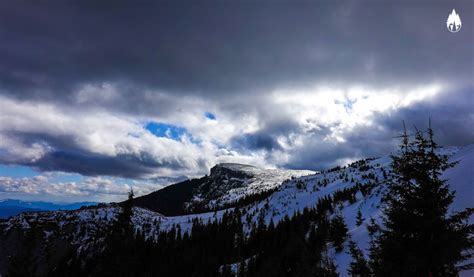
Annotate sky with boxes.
[0,0,473,203]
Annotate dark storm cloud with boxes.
[0,130,193,178]
[372,88,474,147]
[231,117,301,151]
[26,150,180,179]
[232,132,283,152]
[1,1,472,105]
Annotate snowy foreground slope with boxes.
[0,145,472,276]
[332,145,474,277]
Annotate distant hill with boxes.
[0,199,97,219]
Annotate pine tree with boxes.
[115,189,135,238]
[329,214,348,253]
[370,124,473,276]
[355,209,364,227]
[366,218,379,237]
[347,240,370,277]
[91,189,139,276]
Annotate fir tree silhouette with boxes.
[369,123,473,276]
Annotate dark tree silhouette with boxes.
[347,240,370,277]
[369,124,473,276]
[355,209,364,227]
[329,213,348,253]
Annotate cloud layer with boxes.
[0,0,472,201]
[0,174,168,202]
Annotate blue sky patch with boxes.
[205,112,216,120]
[145,121,188,140]
[0,165,39,177]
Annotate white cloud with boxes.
[0,81,456,202]
[0,174,164,202]
[0,93,270,178]
[271,83,443,142]
[0,82,445,176]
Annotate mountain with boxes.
[0,206,43,219]
[133,177,207,216]
[0,199,97,219]
[0,145,472,276]
[133,163,314,215]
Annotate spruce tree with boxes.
[355,209,364,227]
[329,214,348,253]
[370,125,473,276]
[115,189,135,238]
[366,218,379,237]
[347,240,370,277]
[92,189,138,276]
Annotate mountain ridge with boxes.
[0,199,97,219]
[133,163,314,215]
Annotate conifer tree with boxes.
[370,124,473,276]
[366,218,379,237]
[355,209,364,227]
[347,240,370,277]
[329,214,348,253]
[115,189,135,238]
[92,189,138,276]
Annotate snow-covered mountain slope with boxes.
[187,163,315,210]
[0,145,472,276]
[132,163,314,215]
